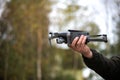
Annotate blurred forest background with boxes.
[0,0,120,80]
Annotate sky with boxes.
[79,0,116,44]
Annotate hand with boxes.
[69,35,93,58]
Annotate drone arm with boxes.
[87,35,108,43]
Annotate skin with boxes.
[69,35,93,58]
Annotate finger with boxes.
[82,36,87,45]
[76,35,84,47]
[71,37,79,47]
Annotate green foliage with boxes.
[2,0,84,80]
[61,49,84,69]
[1,0,50,80]
[81,22,100,34]
[54,73,75,80]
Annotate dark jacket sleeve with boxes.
[82,49,120,80]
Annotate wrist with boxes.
[83,51,93,59]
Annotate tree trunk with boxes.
[4,42,9,80]
[37,28,42,80]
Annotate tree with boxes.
[109,0,120,55]
[2,0,50,80]
[0,19,12,80]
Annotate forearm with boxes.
[83,49,120,80]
